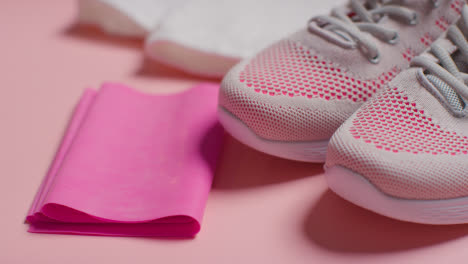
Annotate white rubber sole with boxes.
[326,165,468,225]
[218,106,328,163]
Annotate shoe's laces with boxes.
[411,5,468,111]
[308,0,435,63]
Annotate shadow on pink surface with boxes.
[213,135,323,189]
[62,24,143,50]
[305,190,468,253]
[200,122,227,177]
[62,24,223,82]
[135,58,221,82]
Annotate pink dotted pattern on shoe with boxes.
[420,32,434,47]
[239,40,399,103]
[435,16,450,31]
[219,87,349,141]
[450,0,464,14]
[350,87,468,156]
[402,48,417,62]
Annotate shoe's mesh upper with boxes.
[219,0,465,143]
[326,82,468,200]
[327,130,468,200]
[219,39,403,141]
[350,87,468,155]
[239,40,400,103]
[220,81,350,141]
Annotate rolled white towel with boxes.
[145,0,344,77]
[77,0,344,77]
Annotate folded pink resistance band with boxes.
[26,82,224,237]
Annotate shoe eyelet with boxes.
[387,33,399,44]
[409,13,419,25]
[369,54,381,64]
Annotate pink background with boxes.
[4,1,468,263]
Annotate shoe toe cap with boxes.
[219,39,364,142]
[326,86,468,200]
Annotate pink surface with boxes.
[4,0,468,263]
[26,83,222,237]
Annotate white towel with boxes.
[78,0,344,77]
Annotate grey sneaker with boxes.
[218,0,465,162]
[326,3,468,224]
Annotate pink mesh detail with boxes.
[450,0,464,14]
[327,131,468,200]
[239,40,400,102]
[220,87,349,141]
[350,87,468,156]
[402,48,417,62]
[435,16,450,31]
[420,32,434,47]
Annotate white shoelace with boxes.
[308,0,437,63]
[412,5,468,112]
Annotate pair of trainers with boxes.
[218,0,468,224]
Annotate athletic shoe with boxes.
[218,0,464,162]
[325,3,468,224]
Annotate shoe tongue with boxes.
[426,74,466,111]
